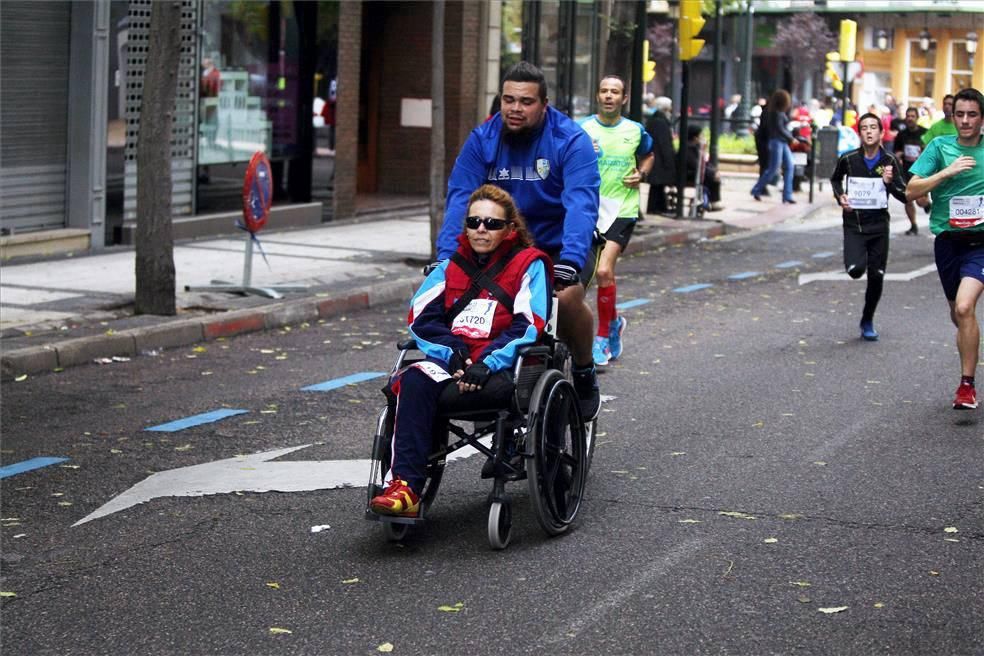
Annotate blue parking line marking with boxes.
[0,457,70,480]
[775,260,803,269]
[302,371,387,392]
[615,299,652,310]
[728,271,761,280]
[145,409,249,432]
[673,283,713,293]
[812,251,835,259]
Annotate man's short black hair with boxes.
[943,94,955,103]
[502,61,548,102]
[858,112,882,130]
[954,88,984,114]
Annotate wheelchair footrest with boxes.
[365,508,427,525]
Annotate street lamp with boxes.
[876,29,888,51]
[919,29,932,53]
[967,31,978,56]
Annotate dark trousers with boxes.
[843,227,889,322]
[391,366,514,493]
[647,185,669,213]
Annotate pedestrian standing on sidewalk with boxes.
[894,106,932,234]
[578,75,654,366]
[437,61,602,420]
[830,112,908,342]
[905,87,984,410]
[645,96,676,215]
[751,89,803,204]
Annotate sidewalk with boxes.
[0,174,826,378]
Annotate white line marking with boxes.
[799,263,936,285]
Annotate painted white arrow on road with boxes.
[798,263,937,286]
[73,439,490,526]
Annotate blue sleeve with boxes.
[438,130,487,260]
[637,123,654,156]
[407,261,467,364]
[557,131,601,269]
[478,259,550,372]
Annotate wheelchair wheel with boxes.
[382,521,409,542]
[487,499,512,550]
[525,370,588,536]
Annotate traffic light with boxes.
[839,19,857,62]
[642,40,656,82]
[678,0,705,61]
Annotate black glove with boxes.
[553,261,580,290]
[460,362,491,388]
[448,348,470,374]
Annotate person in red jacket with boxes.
[370,185,552,517]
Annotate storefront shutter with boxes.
[0,1,71,234]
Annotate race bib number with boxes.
[949,195,984,229]
[451,298,497,339]
[408,361,452,382]
[903,144,921,162]
[846,176,887,210]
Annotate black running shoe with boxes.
[572,365,601,420]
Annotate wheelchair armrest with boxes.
[516,344,552,359]
[396,339,418,351]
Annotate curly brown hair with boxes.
[463,185,535,247]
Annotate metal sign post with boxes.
[185,152,307,299]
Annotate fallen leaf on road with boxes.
[779,513,803,520]
[269,627,292,635]
[438,602,464,612]
[763,538,778,543]
[751,421,764,428]
[192,346,207,353]
[265,582,280,590]
[678,519,701,524]
[928,570,940,576]
[818,606,848,614]
[874,602,885,608]
[719,511,756,520]
[798,596,811,603]
[310,524,331,533]
[670,451,686,456]
[0,592,15,598]
[377,643,394,653]
[342,578,359,584]
[174,444,193,452]
[14,375,27,382]
[943,526,958,533]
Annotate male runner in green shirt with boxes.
[922,94,957,145]
[907,87,984,410]
[578,75,654,366]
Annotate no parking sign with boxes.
[242,151,273,233]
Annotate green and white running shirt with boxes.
[578,116,653,222]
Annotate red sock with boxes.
[597,284,616,337]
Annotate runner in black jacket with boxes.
[830,112,908,341]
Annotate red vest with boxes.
[444,233,551,363]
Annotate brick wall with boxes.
[333,0,362,220]
[374,1,483,195]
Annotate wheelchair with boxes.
[364,333,596,550]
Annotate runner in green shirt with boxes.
[921,94,958,145]
[578,75,654,366]
[907,88,984,410]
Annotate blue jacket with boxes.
[437,106,601,271]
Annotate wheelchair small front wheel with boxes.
[487,500,512,550]
[382,521,409,542]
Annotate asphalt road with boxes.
[2,209,982,655]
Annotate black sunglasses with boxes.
[465,215,511,231]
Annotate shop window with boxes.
[951,41,973,93]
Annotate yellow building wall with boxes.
[855,26,982,109]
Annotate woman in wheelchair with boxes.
[369,185,552,517]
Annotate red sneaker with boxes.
[370,479,420,517]
[953,383,978,410]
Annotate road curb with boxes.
[0,222,728,379]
